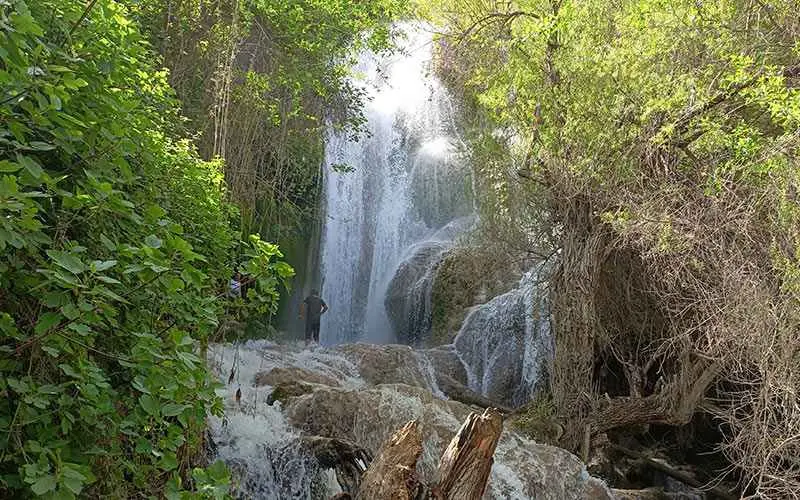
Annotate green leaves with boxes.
[61,467,87,495]
[0,0,317,497]
[30,474,56,495]
[144,234,163,248]
[139,394,160,416]
[46,250,85,275]
[162,402,189,417]
[90,259,117,272]
[22,457,93,498]
[16,154,43,178]
[239,234,295,316]
[34,311,61,335]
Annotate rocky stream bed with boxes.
[207,341,613,499]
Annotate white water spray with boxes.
[319,26,473,345]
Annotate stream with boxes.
[207,341,608,499]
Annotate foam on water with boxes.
[208,344,325,499]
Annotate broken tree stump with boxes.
[435,408,503,500]
[355,420,424,500]
[355,408,504,500]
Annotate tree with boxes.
[0,0,291,496]
[428,0,800,496]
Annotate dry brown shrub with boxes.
[546,138,800,497]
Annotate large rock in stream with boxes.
[209,341,612,499]
[384,241,449,345]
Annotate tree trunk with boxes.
[355,420,424,500]
[435,408,504,500]
[549,198,608,450]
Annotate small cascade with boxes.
[413,350,447,400]
[206,340,609,499]
[207,342,362,498]
[453,264,553,407]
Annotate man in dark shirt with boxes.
[299,289,328,345]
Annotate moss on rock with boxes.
[428,245,523,346]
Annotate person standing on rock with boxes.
[299,289,328,346]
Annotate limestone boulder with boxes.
[334,343,430,389]
[384,241,448,345]
[421,344,468,387]
[253,366,341,388]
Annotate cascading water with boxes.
[319,26,473,345]
[207,340,606,499]
[453,263,555,407]
[208,341,365,499]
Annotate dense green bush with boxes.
[0,0,290,497]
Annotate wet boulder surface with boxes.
[208,341,613,499]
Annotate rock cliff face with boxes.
[208,341,612,499]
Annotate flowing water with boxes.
[453,264,554,407]
[208,24,564,500]
[208,341,364,499]
[207,341,601,499]
[319,26,473,345]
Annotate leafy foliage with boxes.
[0,0,291,497]
[429,0,800,495]
[132,0,409,247]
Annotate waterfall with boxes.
[453,264,554,407]
[208,341,364,498]
[319,25,473,345]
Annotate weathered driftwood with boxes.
[355,420,424,500]
[435,408,503,500]
[355,408,504,500]
[589,362,720,436]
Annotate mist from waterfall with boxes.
[319,26,473,345]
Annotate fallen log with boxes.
[355,420,424,500]
[610,487,670,499]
